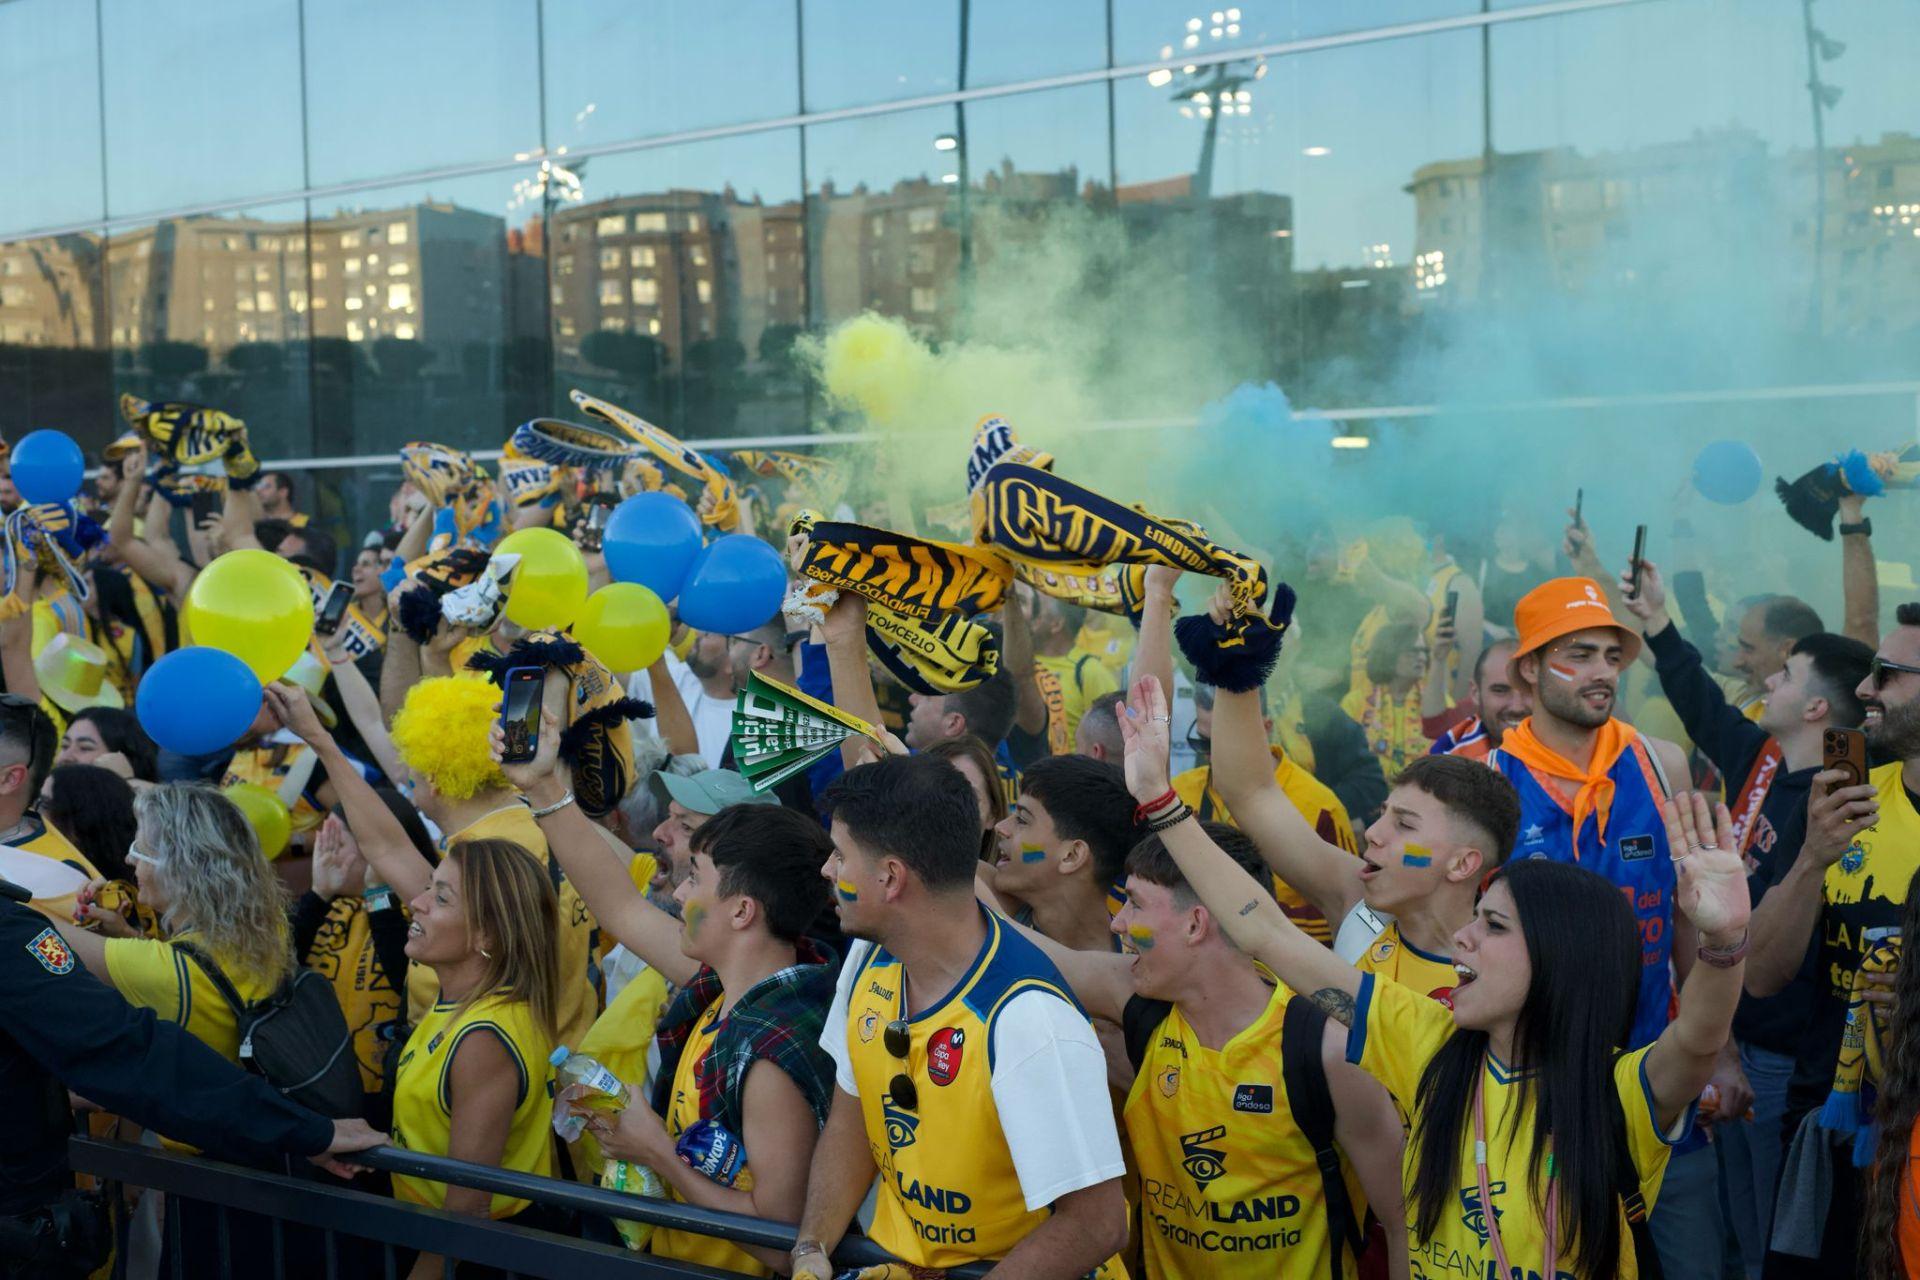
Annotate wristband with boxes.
[530,790,576,819]
[1839,518,1872,538]
[1134,789,1179,823]
[1144,801,1194,834]
[1696,930,1749,969]
[791,1240,826,1260]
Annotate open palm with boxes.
[1660,792,1751,943]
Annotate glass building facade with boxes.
[4,0,1920,550]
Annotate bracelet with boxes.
[1839,518,1873,538]
[1144,802,1195,834]
[1696,930,1749,969]
[1134,789,1179,823]
[791,1240,826,1259]
[529,790,576,819]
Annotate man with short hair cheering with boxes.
[792,754,1129,1280]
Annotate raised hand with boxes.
[487,677,568,797]
[1803,769,1879,868]
[1660,792,1750,948]
[311,814,368,901]
[1616,557,1668,622]
[263,683,328,747]
[1114,674,1174,803]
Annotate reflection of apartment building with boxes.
[103,201,520,373]
[0,234,103,348]
[547,191,731,366]
[1405,130,1920,333]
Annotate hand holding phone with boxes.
[1823,727,1869,792]
[1629,524,1648,598]
[498,666,546,764]
[1574,488,1585,528]
[314,582,354,637]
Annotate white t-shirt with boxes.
[820,939,1125,1212]
[626,651,734,770]
[1333,901,1390,965]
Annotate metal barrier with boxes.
[69,1136,984,1280]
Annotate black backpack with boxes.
[1123,994,1367,1280]
[174,941,364,1119]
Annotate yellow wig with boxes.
[391,676,508,801]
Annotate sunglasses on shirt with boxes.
[1871,656,1920,689]
[883,1019,917,1112]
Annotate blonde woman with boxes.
[390,837,562,1279]
[55,782,297,1273]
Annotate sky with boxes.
[2,0,1918,270]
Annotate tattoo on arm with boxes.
[1238,901,1260,917]
[1311,987,1357,1027]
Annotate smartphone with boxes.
[1574,488,1585,528]
[1442,589,1460,629]
[189,490,220,526]
[1629,524,1648,597]
[498,665,546,764]
[581,502,612,552]
[314,581,354,637]
[1823,726,1869,791]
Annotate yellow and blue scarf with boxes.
[1820,934,1901,1167]
[570,390,737,530]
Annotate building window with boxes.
[388,283,413,310]
[634,212,668,233]
[908,207,938,234]
[630,246,654,268]
[690,244,709,267]
[647,317,661,335]
[551,286,564,307]
[388,261,410,276]
[695,278,712,303]
[345,259,362,277]
[557,254,575,275]
[313,262,329,280]
[631,277,659,305]
[346,319,364,341]
[558,316,576,337]
[910,285,937,313]
[389,221,409,244]
[256,291,277,313]
[600,247,622,270]
[342,231,362,249]
[597,214,627,236]
[599,279,623,306]
[345,296,363,311]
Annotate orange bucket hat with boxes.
[1511,576,1643,681]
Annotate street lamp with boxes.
[1800,0,1845,334]
[1149,12,1266,202]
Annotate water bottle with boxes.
[548,1046,663,1250]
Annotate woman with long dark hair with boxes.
[1860,868,1920,1280]
[1115,674,1749,1278]
[55,705,159,782]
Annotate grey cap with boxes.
[650,768,778,815]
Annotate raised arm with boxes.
[1118,674,1361,1018]
[492,684,697,987]
[0,568,40,706]
[1642,794,1751,1131]
[820,592,883,770]
[263,684,432,901]
[1002,585,1047,738]
[643,653,701,760]
[1129,566,1180,703]
[378,582,423,726]
[1839,493,1880,647]
[220,484,264,553]
[106,450,195,601]
[1203,592,1361,924]
[321,640,405,785]
[1444,574,1484,704]
[1000,911,1133,1025]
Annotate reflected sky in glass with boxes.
[0,0,104,232]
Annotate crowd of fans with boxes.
[4,409,1920,1280]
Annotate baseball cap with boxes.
[651,768,778,816]
[1511,576,1643,675]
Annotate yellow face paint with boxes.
[835,879,859,903]
[1020,844,1048,864]
[1126,922,1157,951]
[682,899,707,938]
[1401,844,1434,869]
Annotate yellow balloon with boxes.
[573,582,671,672]
[223,782,292,861]
[186,549,314,682]
[496,527,589,630]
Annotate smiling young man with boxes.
[1428,639,1530,762]
[990,754,1140,952]
[1012,821,1409,1280]
[793,754,1129,1280]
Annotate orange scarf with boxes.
[1500,717,1638,851]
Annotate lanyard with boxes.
[1473,1066,1557,1280]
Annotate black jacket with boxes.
[1646,623,1818,1056]
[0,893,333,1216]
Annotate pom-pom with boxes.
[390,677,510,800]
[466,634,586,682]
[396,584,444,645]
[1175,613,1285,693]
[1837,449,1886,498]
[558,697,652,762]
[1774,465,1844,541]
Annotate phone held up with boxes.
[1629,524,1648,599]
[498,665,546,764]
[314,582,354,637]
[1823,726,1869,792]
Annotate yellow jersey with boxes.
[1035,650,1121,756]
[1346,604,1391,704]
[653,998,767,1276]
[1354,920,1460,1006]
[392,991,555,1218]
[104,931,283,1152]
[1340,684,1430,779]
[1347,972,1685,1279]
[1126,987,1362,1280]
[407,804,601,1049]
[1820,762,1920,1002]
[305,895,403,1094]
[839,912,1127,1274]
[1173,752,1360,945]
[7,815,101,928]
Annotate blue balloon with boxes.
[136,647,263,756]
[678,535,787,635]
[604,492,704,599]
[11,429,84,505]
[1692,440,1764,506]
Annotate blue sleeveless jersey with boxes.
[1489,740,1675,1049]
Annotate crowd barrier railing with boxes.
[69,1135,985,1280]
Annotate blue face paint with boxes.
[1126,923,1157,951]
[1401,845,1433,869]
[835,879,859,903]
[1020,845,1048,864]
